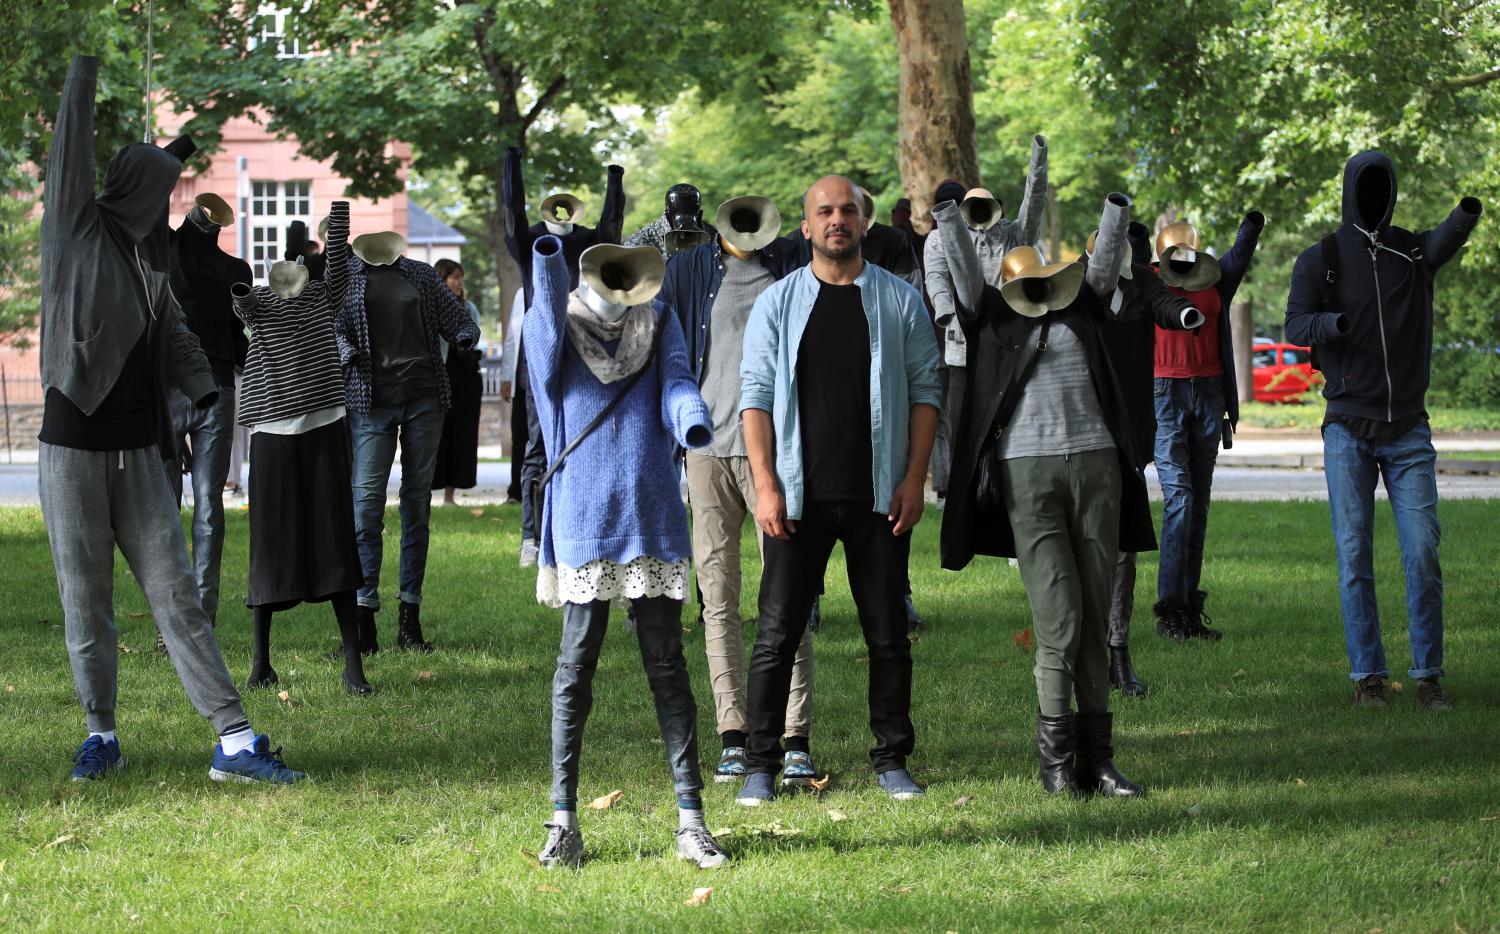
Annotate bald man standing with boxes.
[736,177,941,805]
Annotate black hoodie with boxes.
[38,55,217,454]
[1285,150,1482,426]
[171,208,253,381]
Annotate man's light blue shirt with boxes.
[739,261,941,520]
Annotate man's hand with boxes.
[501,380,512,403]
[756,486,797,541]
[888,474,926,536]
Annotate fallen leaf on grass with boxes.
[417,671,434,681]
[953,795,972,808]
[127,612,146,620]
[1232,668,1247,679]
[45,835,76,849]
[1013,627,1034,653]
[517,847,541,868]
[3,685,13,692]
[277,690,301,708]
[827,809,848,822]
[1389,681,1403,694]
[537,884,561,894]
[118,642,134,654]
[1480,814,1500,822]
[586,790,624,810]
[854,657,868,665]
[469,508,485,518]
[1176,729,1197,737]
[891,885,914,894]
[1294,778,1307,787]
[1184,804,1203,817]
[683,887,712,907]
[807,774,830,793]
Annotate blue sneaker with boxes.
[714,746,748,783]
[877,767,924,801]
[735,771,775,807]
[781,750,818,789]
[209,735,306,785]
[70,735,124,781]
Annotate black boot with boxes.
[396,600,434,652]
[1152,599,1190,643]
[1036,712,1082,796]
[1075,711,1145,798]
[1185,590,1224,641]
[358,606,380,656]
[1109,644,1147,697]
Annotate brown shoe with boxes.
[1416,677,1452,711]
[1353,675,1387,708]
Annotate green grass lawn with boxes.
[1,500,1497,930]
[1239,399,1500,432]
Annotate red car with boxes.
[1252,342,1320,403]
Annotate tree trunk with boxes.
[889,0,980,235]
[1231,299,1254,405]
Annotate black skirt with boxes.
[246,417,363,609]
[432,349,483,490]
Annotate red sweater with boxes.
[1154,274,1223,378]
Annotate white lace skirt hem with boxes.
[536,556,690,609]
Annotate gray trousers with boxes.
[551,596,702,806]
[39,443,247,734]
[1001,450,1121,717]
[168,383,236,623]
[1109,550,1136,648]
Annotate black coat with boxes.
[939,283,1158,570]
[172,215,252,378]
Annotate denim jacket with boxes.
[739,262,941,520]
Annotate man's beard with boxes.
[812,227,862,261]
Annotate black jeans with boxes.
[519,376,546,543]
[747,499,914,774]
[507,373,528,502]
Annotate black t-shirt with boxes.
[365,265,436,407]
[39,329,157,451]
[1324,410,1428,444]
[797,280,874,503]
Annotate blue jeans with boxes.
[168,381,237,624]
[1323,420,1444,681]
[350,395,445,610]
[1153,377,1224,605]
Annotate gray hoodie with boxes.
[39,55,215,430]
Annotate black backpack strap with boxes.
[538,313,667,489]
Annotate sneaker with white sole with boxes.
[780,750,818,788]
[208,734,306,784]
[675,826,729,868]
[714,746,748,783]
[877,767,924,801]
[538,821,583,868]
[519,539,538,568]
[70,735,125,781]
[736,771,775,807]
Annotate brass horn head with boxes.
[1156,222,1221,290]
[194,193,234,227]
[540,192,586,225]
[579,243,665,307]
[998,246,1085,317]
[960,188,1002,230]
[716,196,780,253]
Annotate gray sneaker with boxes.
[519,539,538,569]
[538,821,583,868]
[877,767,925,801]
[675,826,729,869]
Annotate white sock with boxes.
[678,807,706,830]
[219,726,257,756]
[89,730,117,745]
[552,808,578,830]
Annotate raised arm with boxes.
[1085,192,1131,299]
[596,164,626,245]
[1421,197,1483,272]
[1217,211,1265,306]
[322,201,351,312]
[933,201,984,321]
[43,55,101,241]
[523,236,571,406]
[1013,134,1049,248]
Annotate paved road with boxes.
[3,459,1498,508]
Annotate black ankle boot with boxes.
[1075,711,1145,798]
[358,606,380,656]
[1109,644,1148,697]
[396,600,434,653]
[1036,711,1081,796]
[1152,599,1190,643]
[1185,590,1224,641]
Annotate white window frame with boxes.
[250,4,312,60]
[249,180,314,284]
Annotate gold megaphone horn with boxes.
[579,243,666,307]
[1155,222,1222,291]
[540,192,586,225]
[998,246,1085,317]
[959,187,1003,231]
[715,196,781,253]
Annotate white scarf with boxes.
[565,296,656,384]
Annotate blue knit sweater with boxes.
[524,236,712,572]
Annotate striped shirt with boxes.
[232,202,350,428]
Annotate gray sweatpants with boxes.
[39,443,248,734]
